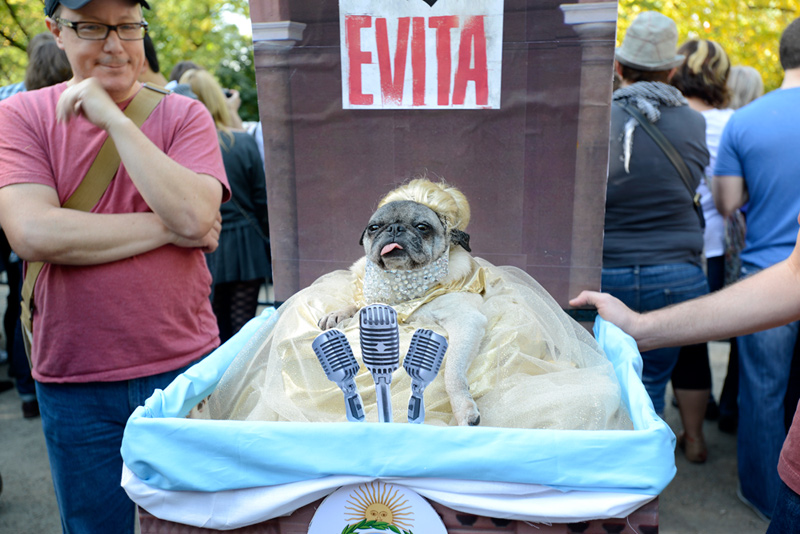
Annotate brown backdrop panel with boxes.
[250,0,617,306]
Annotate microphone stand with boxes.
[359,304,400,423]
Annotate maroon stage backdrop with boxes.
[248,0,618,308]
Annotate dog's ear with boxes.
[450,229,471,252]
[359,226,367,246]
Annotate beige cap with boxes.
[616,11,685,71]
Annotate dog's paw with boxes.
[318,305,359,330]
[452,396,481,426]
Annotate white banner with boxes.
[339,0,504,109]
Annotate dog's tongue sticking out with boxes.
[381,243,403,256]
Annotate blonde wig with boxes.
[377,179,471,233]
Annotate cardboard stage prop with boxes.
[121,1,674,530]
[122,313,675,529]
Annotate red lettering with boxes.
[411,17,426,106]
[429,16,458,106]
[453,16,489,106]
[376,17,410,105]
[346,15,373,106]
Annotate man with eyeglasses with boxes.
[0,0,230,531]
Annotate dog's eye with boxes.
[368,224,380,232]
[415,223,430,232]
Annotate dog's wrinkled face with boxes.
[360,201,448,271]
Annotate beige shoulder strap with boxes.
[20,83,168,335]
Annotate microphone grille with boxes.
[312,330,358,379]
[404,329,447,379]
[359,304,400,371]
[360,303,397,327]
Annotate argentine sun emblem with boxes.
[308,481,446,534]
[343,481,414,533]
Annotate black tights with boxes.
[211,279,262,343]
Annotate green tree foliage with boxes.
[146,0,259,121]
[0,0,48,84]
[0,0,258,121]
[618,0,800,92]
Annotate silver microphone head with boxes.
[359,304,400,422]
[312,329,365,422]
[359,304,400,380]
[403,329,448,424]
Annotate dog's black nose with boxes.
[387,223,406,236]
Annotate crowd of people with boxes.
[0,0,269,530]
[575,9,800,530]
[0,0,799,532]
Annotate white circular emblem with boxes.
[308,481,446,534]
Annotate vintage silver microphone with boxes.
[312,329,365,422]
[403,329,448,424]
[359,304,400,423]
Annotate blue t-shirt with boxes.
[715,87,800,270]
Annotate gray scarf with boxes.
[613,81,687,172]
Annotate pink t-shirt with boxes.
[779,401,800,496]
[0,82,230,382]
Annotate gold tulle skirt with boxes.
[206,254,633,431]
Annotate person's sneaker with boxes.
[22,399,39,419]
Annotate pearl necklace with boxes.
[362,253,450,305]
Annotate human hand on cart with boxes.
[569,291,644,343]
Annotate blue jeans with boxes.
[36,362,200,534]
[602,263,709,414]
[766,480,800,534]
[736,264,797,519]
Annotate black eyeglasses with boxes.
[55,17,148,41]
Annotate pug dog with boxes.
[318,195,487,426]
